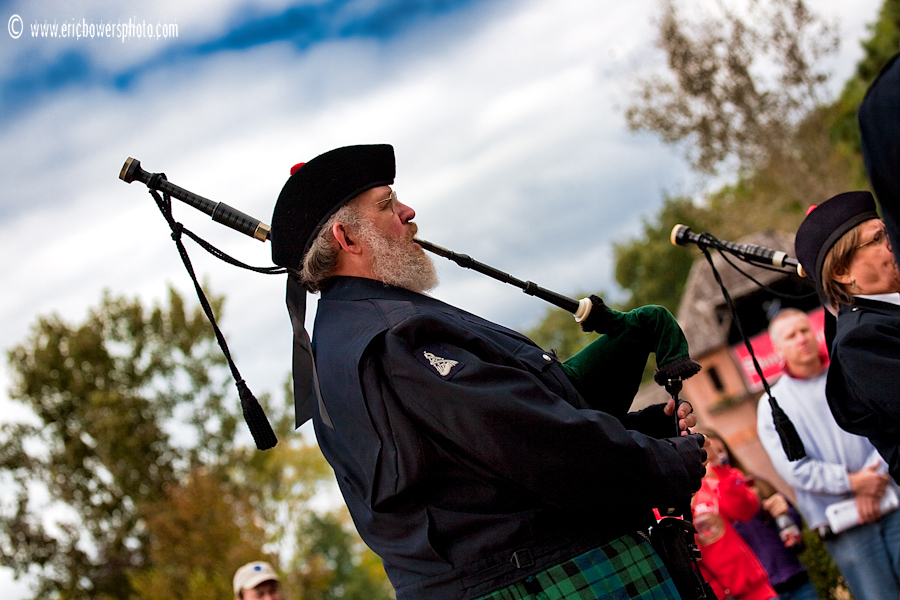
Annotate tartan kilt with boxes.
[475,531,681,600]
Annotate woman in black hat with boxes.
[794,190,900,485]
[795,50,900,490]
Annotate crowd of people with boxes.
[691,429,818,600]
[218,53,900,600]
[693,53,900,600]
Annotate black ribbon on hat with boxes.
[286,276,331,429]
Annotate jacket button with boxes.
[542,354,552,361]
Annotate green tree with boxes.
[829,0,900,153]
[285,511,394,600]
[625,0,839,178]
[614,195,716,312]
[1,289,233,599]
[128,467,272,600]
[1,289,393,600]
[613,0,887,310]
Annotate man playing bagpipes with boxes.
[269,144,710,600]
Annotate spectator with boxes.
[757,308,900,600]
[233,561,282,600]
[794,190,900,487]
[712,436,818,600]
[692,430,777,600]
[806,52,900,488]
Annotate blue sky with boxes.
[0,0,885,596]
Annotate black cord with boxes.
[715,250,817,302]
[147,176,277,450]
[698,244,806,460]
[698,245,774,398]
[181,227,287,275]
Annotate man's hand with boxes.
[762,493,789,518]
[664,399,697,435]
[856,494,883,524]
[849,464,889,498]
[668,433,708,494]
[850,465,888,524]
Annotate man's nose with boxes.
[394,199,415,223]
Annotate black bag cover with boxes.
[650,517,716,600]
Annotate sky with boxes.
[0,0,885,596]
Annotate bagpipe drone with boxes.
[670,224,811,461]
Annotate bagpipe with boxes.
[670,224,802,274]
[119,155,814,467]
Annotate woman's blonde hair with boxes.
[820,223,865,308]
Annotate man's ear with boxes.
[332,222,363,255]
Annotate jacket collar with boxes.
[855,292,900,306]
[319,276,534,345]
[842,296,900,316]
[321,276,444,306]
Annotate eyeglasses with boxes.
[854,227,888,251]
[368,190,397,213]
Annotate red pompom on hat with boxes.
[290,162,305,175]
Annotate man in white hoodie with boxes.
[757,308,900,600]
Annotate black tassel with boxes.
[769,396,806,461]
[695,245,805,463]
[654,356,702,386]
[238,379,278,450]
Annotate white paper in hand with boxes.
[825,486,899,534]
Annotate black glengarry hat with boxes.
[270,144,395,269]
[794,191,879,286]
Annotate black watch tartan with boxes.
[476,531,680,600]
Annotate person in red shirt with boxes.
[693,432,777,600]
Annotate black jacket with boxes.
[827,298,900,483]
[830,52,900,484]
[310,276,704,599]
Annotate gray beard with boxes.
[355,220,439,293]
